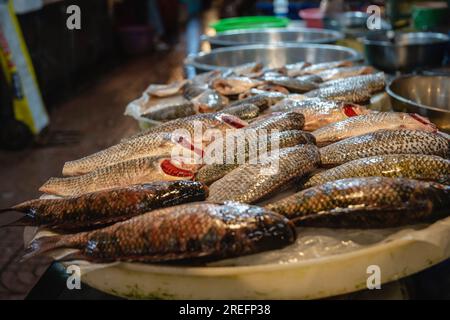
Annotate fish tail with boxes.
[21,235,69,262]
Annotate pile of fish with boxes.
[2,60,449,265]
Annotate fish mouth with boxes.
[409,113,437,132]
[159,158,195,178]
[342,103,361,117]
[217,114,248,129]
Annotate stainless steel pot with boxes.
[202,28,344,49]
[185,43,362,76]
[387,75,450,132]
[362,32,449,73]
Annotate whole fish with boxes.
[1,181,208,230]
[41,156,199,197]
[141,95,197,121]
[316,66,374,82]
[247,111,305,131]
[63,114,247,176]
[305,85,372,104]
[197,130,316,184]
[301,60,353,75]
[208,145,320,203]
[270,97,371,131]
[121,113,248,143]
[313,112,437,146]
[266,177,450,228]
[266,76,318,93]
[221,103,260,120]
[145,80,187,98]
[306,73,386,103]
[304,154,450,188]
[320,129,449,166]
[23,202,296,263]
[318,72,386,91]
[228,90,286,111]
[212,77,264,96]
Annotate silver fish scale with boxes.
[208,145,320,203]
[305,154,450,187]
[320,129,449,166]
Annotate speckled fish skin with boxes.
[265,76,318,93]
[212,77,264,96]
[23,202,297,263]
[305,85,372,104]
[3,181,208,230]
[63,133,174,176]
[41,156,197,197]
[301,60,353,75]
[208,145,320,203]
[196,130,316,184]
[304,154,450,188]
[320,129,449,166]
[318,72,386,91]
[266,177,450,228]
[313,112,437,146]
[315,66,374,82]
[269,97,371,131]
[121,113,247,143]
[306,73,386,103]
[228,91,286,111]
[248,112,305,131]
[221,103,260,120]
[141,97,197,121]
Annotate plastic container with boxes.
[210,16,290,33]
[299,8,324,28]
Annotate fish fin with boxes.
[21,235,67,262]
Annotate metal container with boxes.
[202,28,344,49]
[362,32,449,73]
[325,11,391,38]
[185,43,362,76]
[387,75,450,132]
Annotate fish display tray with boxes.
[24,214,450,299]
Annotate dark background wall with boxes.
[17,0,117,108]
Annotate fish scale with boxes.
[196,130,316,185]
[304,154,450,187]
[23,202,296,263]
[312,112,437,146]
[320,129,449,166]
[266,177,450,228]
[40,156,194,197]
[208,145,320,203]
[2,181,208,230]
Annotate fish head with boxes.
[402,113,438,133]
[341,103,370,117]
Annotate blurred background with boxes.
[0,0,449,299]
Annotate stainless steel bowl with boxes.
[202,28,344,49]
[387,75,450,132]
[185,43,362,75]
[362,32,449,73]
[325,12,391,38]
